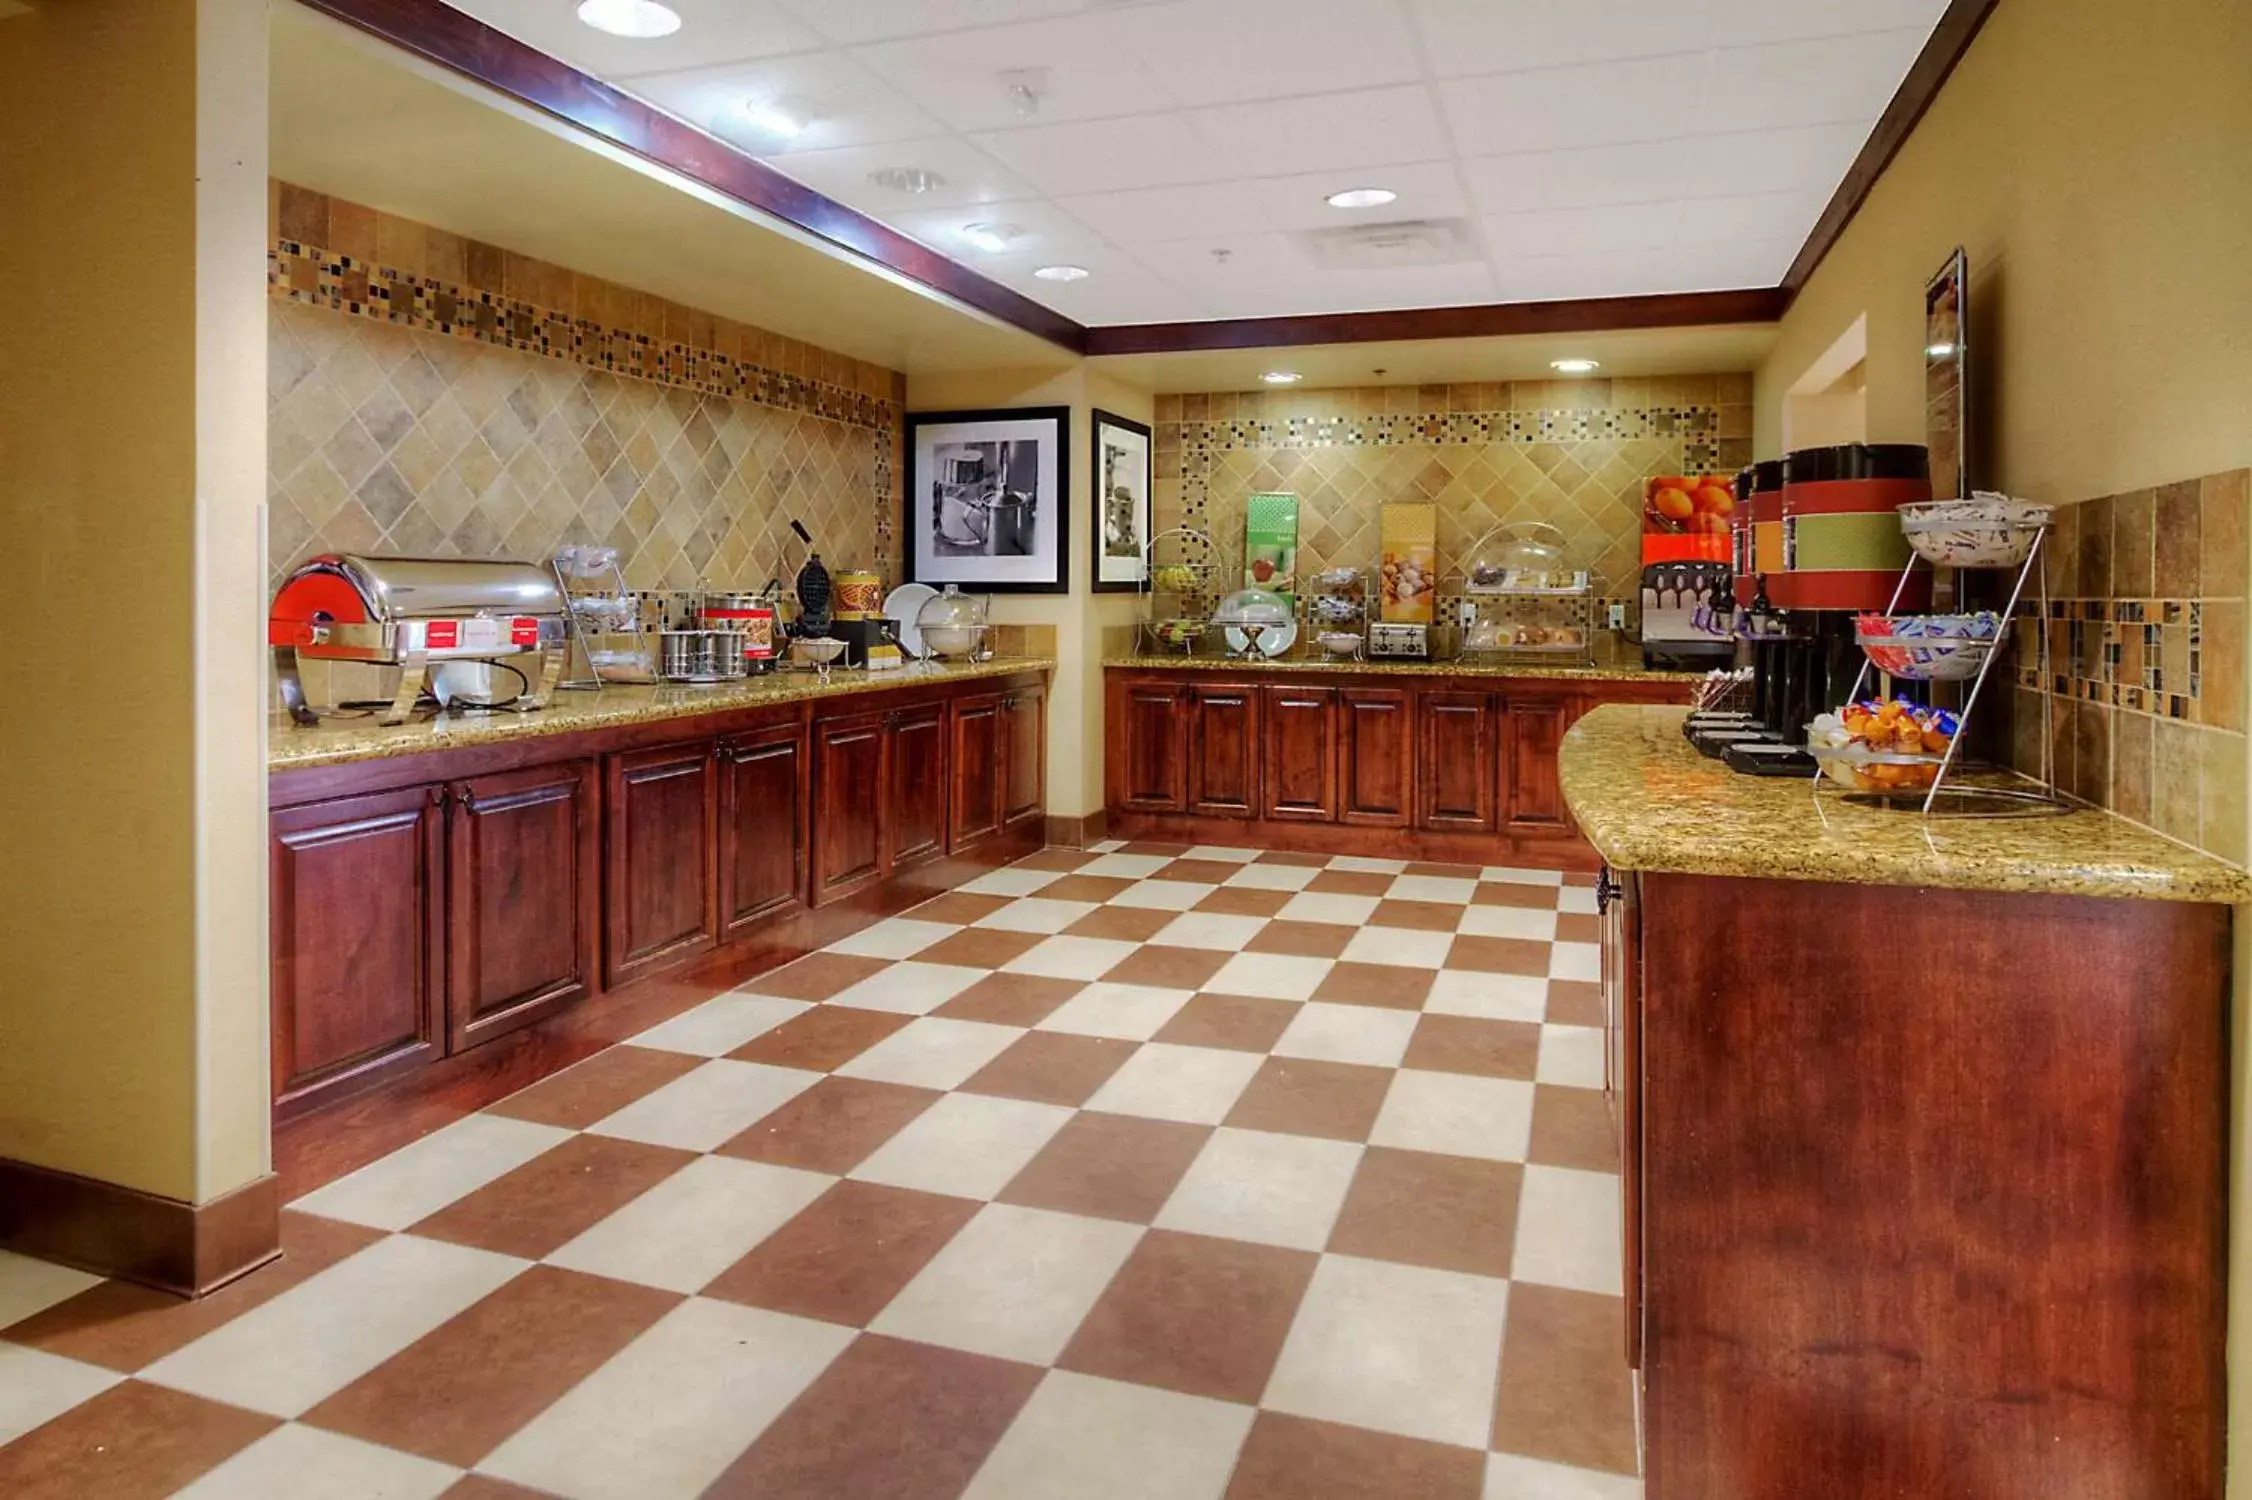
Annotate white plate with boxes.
[883,582,939,658]
[1223,621,1298,658]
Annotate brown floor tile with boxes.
[703,1180,979,1326]
[1157,858,1249,885]
[1196,886,1294,917]
[1529,1083,1619,1172]
[1246,920,1353,958]
[441,1477,556,1500]
[1120,839,1193,856]
[0,1380,277,1500]
[907,890,1012,925]
[1303,869,1394,897]
[1063,905,1179,942]
[933,972,1087,1025]
[960,1032,1137,1106]
[485,1045,704,1130]
[302,1265,678,1468]
[716,1076,941,1174]
[707,1334,1042,1500]
[1253,849,1329,867]
[1327,1147,1523,1278]
[998,1112,1213,1223]
[912,927,1047,970]
[1547,978,1604,1027]
[2,1211,382,1372]
[410,1134,695,1259]
[1014,847,1098,872]
[1370,899,1464,932]
[739,952,892,1001]
[1311,962,1434,1010]
[1563,871,1599,887]
[1470,881,1559,910]
[1224,1057,1394,1142]
[729,1005,913,1072]
[1556,912,1602,944]
[1446,935,1551,975]
[1492,1283,1640,1475]
[1153,993,1298,1052]
[1223,1411,1485,1500]
[1035,873,1137,903]
[1404,861,1483,880]
[1058,1229,1316,1403]
[1402,1014,1541,1080]
[1102,943,1232,990]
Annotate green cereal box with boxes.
[1242,492,1300,602]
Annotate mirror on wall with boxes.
[1924,247,1970,499]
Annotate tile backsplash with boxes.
[265,183,903,596]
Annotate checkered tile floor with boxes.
[0,843,1639,1500]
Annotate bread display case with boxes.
[1455,522,1596,666]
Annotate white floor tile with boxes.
[587,1058,819,1153]
[964,1371,1253,1500]
[1341,926,1455,968]
[1276,891,1379,926]
[851,1092,1074,1199]
[546,1155,831,1294]
[964,867,1065,896]
[1264,1253,1510,1448]
[1084,1043,1265,1125]
[1183,845,1262,863]
[1086,840,1128,854]
[1204,951,1332,1001]
[828,961,988,1015]
[1480,866,1564,887]
[630,994,811,1057]
[0,1343,120,1446]
[1155,1128,1363,1251]
[173,1423,460,1499]
[1388,875,1479,904]
[1459,905,1560,942]
[871,1204,1142,1364]
[1109,879,1217,912]
[1224,863,1319,892]
[0,1248,103,1330]
[1370,1070,1535,1163]
[834,1016,1025,1090]
[1148,911,1271,951]
[1512,1164,1624,1296]
[976,897,1102,935]
[1558,885,1600,915]
[1551,941,1602,982]
[1272,1003,1418,1067]
[479,1297,854,1500]
[1076,852,1176,879]
[1035,982,1194,1041]
[1330,856,1409,874]
[291,1114,570,1230]
[142,1235,525,1417]
[1425,970,1549,1023]
[1002,935,1141,981]
[827,917,958,959]
[1537,1025,1606,1089]
[1484,1451,1642,1498]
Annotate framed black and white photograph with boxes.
[904,407,1070,594]
[1091,408,1152,593]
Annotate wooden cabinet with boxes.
[813,710,887,905]
[719,723,808,938]
[1261,684,1336,823]
[1416,689,1497,832]
[1502,696,1573,831]
[269,786,444,1113]
[1001,683,1047,833]
[1186,683,1260,819]
[449,760,599,1051]
[602,743,718,990]
[1337,687,1412,827]
[886,700,949,871]
[1111,678,1188,813]
[951,692,1005,851]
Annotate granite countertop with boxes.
[1105,652,1702,686]
[269,657,1054,773]
[1560,704,2252,904]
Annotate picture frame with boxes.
[904,406,1071,594]
[1090,408,1153,593]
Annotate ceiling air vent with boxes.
[1294,218,1480,270]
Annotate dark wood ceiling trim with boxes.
[1780,0,2002,294]
[1082,287,1791,357]
[292,0,1091,353]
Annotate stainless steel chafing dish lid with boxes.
[275,554,566,622]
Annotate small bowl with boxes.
[1898,498,2052,569]
[1146,618,1205,651]
[792,636,847,667]
[1856,612,2004,681]
[1316,631,1362,658]
[1807,743,1947,793]
[921,625,983,657]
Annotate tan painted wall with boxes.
[0,0,270,1202]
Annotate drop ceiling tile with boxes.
[1189,86,1451,180]
[1149,0,1426,107]
[883,198,1110,265]
[1697,29,1932,134]
[1462,142,1689,216]
[850,11,1171,132]
[1706,0,1949,47]
[1691,121,1868,196]
[988,251,1216,324]
[1134,231,1307,283]
[1489,250,1672,304]
[763,136,1040,213]
[1672,189,1827,245]
[776,0,1117,47]
[1483,202,1681,257]
[1440,55,1707,154]
[1057,182,1280,245]
[626,51,941,154]
[971,113,1220,194]
[1642,236,1802,290]
[1247,161,1468,232]
[1411,0,1716,77]
[460,0,818,78]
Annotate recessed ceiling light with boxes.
[738,98,811,140]
[1325,187,1397,209]
[870,166,945,195]
[1033,264,1090,282]
[960,222,1023,254]
[575,0,680,39]
[1550,358,1601,374]
[1262,371,1303,385]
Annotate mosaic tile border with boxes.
[1166,408,1722,453]
[2016,598,2208,721]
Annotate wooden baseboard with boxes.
[1103,809,1602,870]
[1043,809,1109,849]
[0,1161,280,1298]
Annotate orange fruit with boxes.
[1654,487,1695,523]
[1694,485,1735,516]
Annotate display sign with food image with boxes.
[1378,501,1439,624]
[1241,492,1300,602]
[1643,473,1736,563]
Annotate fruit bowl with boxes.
[1856,611,2004,682]
[1898,497,2052,569]
[1808,701,1958,792]
[1806,742,1949,793]
[1316,631,1362,659]
[1145,618,1205,652]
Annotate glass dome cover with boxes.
[915,584,989,657]
[1465,521,1586,594]
[1212,587,1292,629]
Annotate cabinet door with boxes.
[813,711,887,905]
[270,786,444,1110]
[1110,679,1187,813]
[1001,682,1048,832]
[1261,684,1337,823]
[1503,696,1572,830]
[448,760,598,1050]
[1187,683,1260,819]
[1417,690,1497,832]
[1337,687,1413,828]
[951,693,1005,851]
[603,742,719,990]
[887,701,950,871]
[719,723,809,938]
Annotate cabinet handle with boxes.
[1595,868,1621,913]
[454,785,476,812]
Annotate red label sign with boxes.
[510,617,540,647]
[424,620,460,649]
